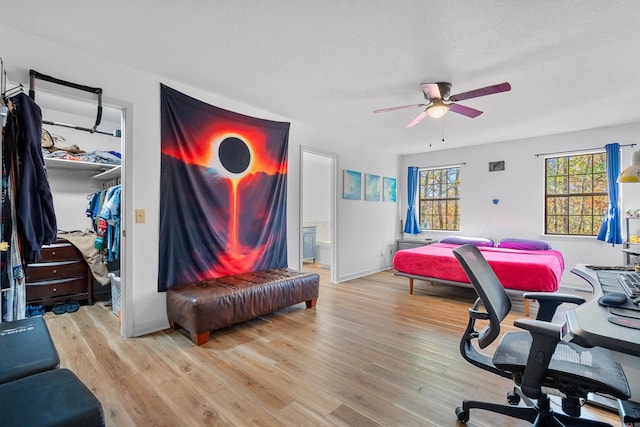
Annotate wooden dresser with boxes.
[26,238,93,307]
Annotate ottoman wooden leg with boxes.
[305,298,318,308]
[192,331,210,346]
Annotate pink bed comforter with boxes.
[392,243,564,292]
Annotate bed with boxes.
[392,239,565,316]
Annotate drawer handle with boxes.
[51,251,56,256]
[53,288,57,293]
[52,269,57,275]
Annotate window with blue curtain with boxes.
[597,142,622,245]
[404,166,421,234]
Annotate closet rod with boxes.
[29,69,103,132]
[42,119,121,137]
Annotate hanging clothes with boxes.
[86,190,104,232]
[1,92,56,321]
[99,185,121,262]
[87,184,121,263]
[3,173,25,322]
[4,92,57,263]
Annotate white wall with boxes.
[302,152,331,225]
[400,122,640,290]
[0,24,400,336]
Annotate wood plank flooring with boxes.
[43,266,619,426]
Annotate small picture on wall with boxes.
[365,174,381,201]
[383,177,397,202]
[489,160,505,172]
[343,169,362,200]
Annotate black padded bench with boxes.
[167,268,320,345]
[0,317,104,426]
[0,368,104,426]
[0,317,59,384]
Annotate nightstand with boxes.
[396,238,436,251]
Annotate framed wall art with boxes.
[343,169,362,200]
[383,177,397,202]
[365,174,381,201]
[489,160,505,172]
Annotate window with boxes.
[418,166,460,230]
[545,152,607,235]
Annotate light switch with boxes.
[135,209,146,223]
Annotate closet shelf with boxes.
[44,158,120,180]
[92,165,121,180]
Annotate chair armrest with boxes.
[523,292,587,322]
[523,292,586,304]
[514,318,563,399]
[515,318,563,337]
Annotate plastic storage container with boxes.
[108,271,121,317]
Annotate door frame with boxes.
[299,146,338,283]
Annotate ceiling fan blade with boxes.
[449,103,483,118]
[406,111,428,127]
[449,82,511,102]
[421,83,442,100]
[373,103,426,113]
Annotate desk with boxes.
[568,265,640,356]
[569,265,640,412]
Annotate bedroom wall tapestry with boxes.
[158,84,290,291]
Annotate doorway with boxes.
[33,88,128,337]
[300,148,337,283]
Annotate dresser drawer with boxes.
[39,243,81,262]
[26,260,87,282]
[25,237,93,306]
[26,277,88,301]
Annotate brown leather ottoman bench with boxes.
[166,268,320,345]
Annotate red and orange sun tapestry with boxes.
[158,85,290,291]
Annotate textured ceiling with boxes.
[2,1,640,154]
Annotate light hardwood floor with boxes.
[43,266,619,426]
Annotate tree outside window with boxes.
[545,152,607,235]
[418,167,460,230]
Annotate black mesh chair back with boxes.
[453,244,510,348]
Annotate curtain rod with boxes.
[534,143,636,157]
[418,162,466,170]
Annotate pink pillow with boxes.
[497,238,551,250]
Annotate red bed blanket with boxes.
[392,243,564,292]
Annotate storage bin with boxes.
[108,271,121,317]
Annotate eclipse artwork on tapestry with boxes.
[158,85,290,291]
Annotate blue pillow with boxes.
[439,236,495,247]
[497,238,551,250]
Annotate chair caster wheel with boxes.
[507,391,521,405]
[455,406,469,423]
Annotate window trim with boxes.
[543,149,608,236]
[418,165,462,231]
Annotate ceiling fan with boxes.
[374,81,511,127]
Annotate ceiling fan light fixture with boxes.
[618,150,640,183]
[426,100,449,118]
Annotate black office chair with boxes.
[452,244,630,426]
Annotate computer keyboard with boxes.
[617,272,640,298]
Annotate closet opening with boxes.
[1,77,127,334]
